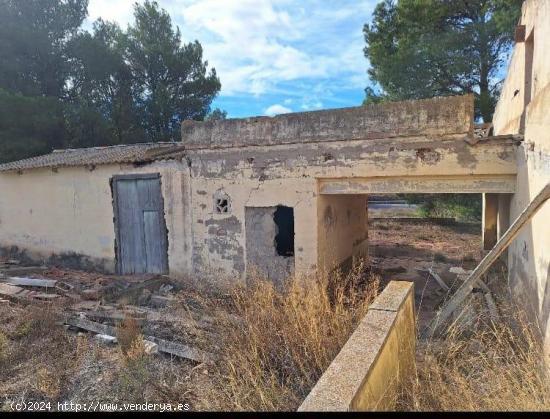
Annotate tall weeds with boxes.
[400,306,550,411]
[209,261,380,411]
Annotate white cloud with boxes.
[301,100,323,110]
[264,104,292,116]
[86,0,378,105]
[86,0,136,28]
[175,0,327,95]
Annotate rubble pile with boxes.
[0,258,215,364]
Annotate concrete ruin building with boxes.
[0,0,548,357]
[0,95,518,281]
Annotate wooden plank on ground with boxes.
[427,269,450,292]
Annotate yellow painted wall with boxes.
[0,161,190,275]
[351,289,415,410]
[186,175,318,281]
[0,95,521,283]
[317,194,368,271]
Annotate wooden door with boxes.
[112,174,169,274]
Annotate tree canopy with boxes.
[363,0,522,121]
[0,0,222,163]
[126,1,220,142]
[0,0,88,98]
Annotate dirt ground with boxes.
[368,217,485,331]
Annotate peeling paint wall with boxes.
[188,175,317,282]
[182,95,474,149]
[245,206,294,284]
[492,0,550,363]
[0,161,189,275]
[183,95,516,281]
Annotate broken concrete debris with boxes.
[0,282,25,298]
[0,264,218,364]
[0,282,59,304]
[95,334,118,345]
[3,276,57,288]
[143,339,159,354]
[64,316,214,363]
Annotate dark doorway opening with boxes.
[274,206,294,257]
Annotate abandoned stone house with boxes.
[0,0,548,357]
[0,94,517,281]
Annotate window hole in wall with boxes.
[214,190,231,214]
[274,205,294,257]
[215,198,229,213]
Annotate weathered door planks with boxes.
[112,174,169,275]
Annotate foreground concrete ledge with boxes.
[368,281,415,312]
[182,95,473,149]
[298,281,415,412]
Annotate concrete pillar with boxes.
[482,193,498,250]
[497,194,512,261]
[497,194,511,239]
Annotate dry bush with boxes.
[122,335,147,363]
[116,318,152,400]
[35,367,62,399]
[400,307,550,411]
[0,305,82,402]
[13,305,59,340]
[116,315,142,356]
[209,261,380,411]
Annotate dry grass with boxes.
[0,305,85,404]
[0,330,9,365]
[205,261,380,411]
[1,263,380,411]
[3,261,548,412]
[400,306,550,411]
[116,315,142,356]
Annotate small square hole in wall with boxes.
[215,198,229,213]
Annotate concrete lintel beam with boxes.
[318,175,516,195]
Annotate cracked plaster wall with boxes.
[492,0,550,363]
[184,95,518,282]
[0,95,521,285]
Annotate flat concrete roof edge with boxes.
[182,94,475,150]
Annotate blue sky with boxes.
[86,0,379,118]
